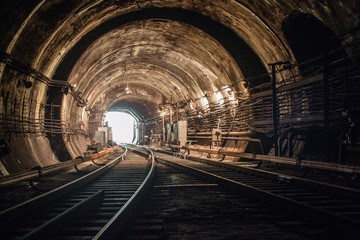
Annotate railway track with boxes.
[152,149,360,239]
[0,145,155,240]
[0,146,119,189]
[0,149,123,212]
[1,144,358,239]
[122,157,336,239]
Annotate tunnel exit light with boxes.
[105,112,136,144]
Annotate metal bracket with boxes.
[252,153,262,168]
[74,164,82,173]
[218,150,225,162]
[31,166,42,176]
[74,164,89,174]
[92,159,105,166]
[73,156,87,173]
[28,178,47,192]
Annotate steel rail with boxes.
[0,146,119,188]
[162,146,360,174]
[161,149,360,200]
[19,190,104,240]
[93,145,156,240]
[153,151,360,237]
[0,146,127,222]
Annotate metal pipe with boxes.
[223,131,253,136]
[0,146,118,187]
[183,146,360,174]
[187,130,252,136]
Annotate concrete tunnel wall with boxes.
[0,0,359,174]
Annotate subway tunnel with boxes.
[0,0,359,176]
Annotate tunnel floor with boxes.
[123,165,334,240]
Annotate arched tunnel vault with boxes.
[68,19,245,106]
[107,96,160,121]
[0,0,358,174]
[63,18,246,157]
[39,5,291,79]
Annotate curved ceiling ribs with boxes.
[1,0,357,165]
[34,2,294,126]
[64,18,246,124]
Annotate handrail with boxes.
[0,146,119,188]
[0,146,128,222]
[93,145,156,240]
[160,145,360,175]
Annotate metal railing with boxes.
[0,146,119,188]
[0,145,127,223]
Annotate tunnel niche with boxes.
[281,11,345,75]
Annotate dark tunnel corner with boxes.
[45,87,72,162]
[281,11,346,76]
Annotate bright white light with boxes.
[189,101,194,109]
[105,112,136,144]
[228,94,235,101]
[215,92,224,104]
[202,97,209,108]
[225,87,236,102]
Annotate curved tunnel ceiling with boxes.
[51,6,283,120]
[66,18,246,118]
[0,0,358,166]
[107,96,160,121]
[50,7,281,81]
[1,1,356,125]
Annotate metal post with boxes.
[268,61,289,156]
[323,51,330,161]
[270,64,279,156]
[170,107,173,124]
[176,105,179,122]
[162,114,165,145]
[50,102,53,134]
